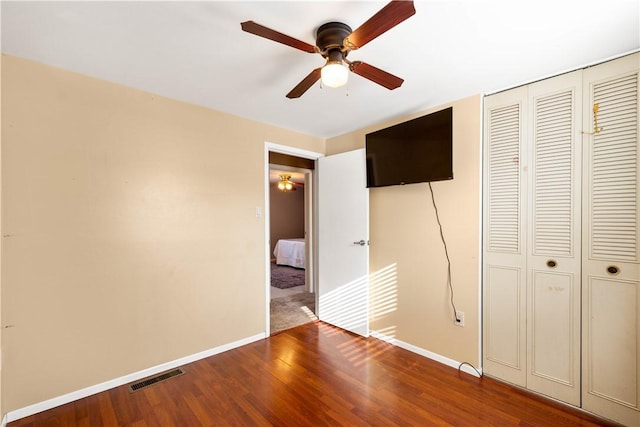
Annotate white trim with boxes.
[265,142,324,161]
[477,94,485,373]
[370,330,483,378]
[6,332,265,423]
[1,413,7,427]
[264,144,272,336]
[264,142,323,337]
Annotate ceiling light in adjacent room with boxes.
[277,174,295,192]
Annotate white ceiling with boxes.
[2,1,639,139]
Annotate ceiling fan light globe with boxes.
[321,62,349,88]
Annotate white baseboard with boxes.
[6,332,266,423]
[1,413,7,427]
[369,330,483,378]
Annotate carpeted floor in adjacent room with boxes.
[270,291,317,334]
[270,262,317,334]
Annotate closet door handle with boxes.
[546,259,558,268]
[606,265,620,275]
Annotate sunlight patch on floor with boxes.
[299,305,317,320]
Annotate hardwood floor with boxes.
[10,321,619,426]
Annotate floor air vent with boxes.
[129,368,185,392]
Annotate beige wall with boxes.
[269,184,305,257]
[1,53,481,415]
[0,55,324,412]
[327,95,482,365]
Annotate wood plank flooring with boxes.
[10,321,619,426]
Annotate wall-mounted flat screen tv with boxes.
[365,107,453,188]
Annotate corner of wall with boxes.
[0,47,5,422]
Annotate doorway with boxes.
[264,144,323,335]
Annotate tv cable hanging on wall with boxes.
[428,182,482,378]
[427,182,458,321]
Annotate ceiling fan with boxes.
[241,1,416,99]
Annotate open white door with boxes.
[317,149,369,337]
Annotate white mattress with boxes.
[273,238,305,269]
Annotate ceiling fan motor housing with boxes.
[316,22,352,57]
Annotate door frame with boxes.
[264,142,324,336]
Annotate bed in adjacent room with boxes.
[273,238,305,269]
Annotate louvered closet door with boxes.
[582,53,640,427]
[483,86,528,386]
[526,71,582,405]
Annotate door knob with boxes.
[353,240,366,246]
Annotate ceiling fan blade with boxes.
[344,1,416,50]
[349,61,404,90]
[286,68,322,98]
[241,21,316,53]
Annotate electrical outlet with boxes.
[454,311,465,327]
